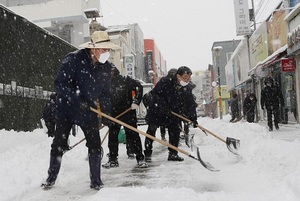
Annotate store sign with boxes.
[281,58,295,72]
[233,0,252,36]
[125,54,135,78]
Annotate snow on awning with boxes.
[248,45,287,76]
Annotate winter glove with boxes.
[47,131,54,138]
[192,120,198,128]
[131,103,139,110]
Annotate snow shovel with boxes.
[171,111,240,155]
[90,107,219,172]
[67,108,132,153]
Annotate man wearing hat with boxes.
[144,66,198,162]
[41,31,120,190]
[103,66,147,169]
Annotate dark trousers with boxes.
[145,122,181,155]
[267,108,280,129]
[51,117,101,157]
[246,111,255,123]
[160,125,166,138]
[47,115,102,186]
[108,115,144,162]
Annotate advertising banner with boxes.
[266,10,287,55]
[125,54,135,78]
[233,0,252,36]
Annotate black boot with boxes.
[168,152,184,162]
[144,150,152,162]
[89,152,104,190]
[41,155,62,190]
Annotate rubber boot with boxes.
[89,152,104,190]
[41,155,62,189]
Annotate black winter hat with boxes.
[176,66,192,76]
[111,66,120,75]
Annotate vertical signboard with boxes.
[145,51,153,70]
[233,0,252,36]
[125,54,135,78]
[266,10,287,55]
[249,21,268,68]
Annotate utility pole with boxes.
[213,46,223,120]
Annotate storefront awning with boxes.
[248,45,287,76]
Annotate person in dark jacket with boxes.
[229,93,239,122]
[102,66,147,168]
[42,93,76,138]
[43,93,57,137]
[142,68,178,142]
[144,66,198,162]
[41,31,120,191]
[243,93,257,123]
[261,77,284,131]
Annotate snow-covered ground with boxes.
[1,115,300,201]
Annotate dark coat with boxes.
[145,76,197,126]
[243,94,257,114]
[111,74,143,118]
[230,97,239,115]
[261,84,284,110]
[54,49,112,126]
[43,97,56,122]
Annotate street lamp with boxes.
[213,46,223,120]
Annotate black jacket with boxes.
[111,75,143,116]
[243,94,257,113]
[261,84,284,110]
[145,76,197,126]
[54,49,112,125]
[43,99,56,122]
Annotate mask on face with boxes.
[98,51,110,64]
[179,80,189,87]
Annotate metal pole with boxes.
[217,60,223,120]
[213,46,223,120]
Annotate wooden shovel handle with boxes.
[171,111,226,144]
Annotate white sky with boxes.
[99,0,282,72]
[1,114,300,201]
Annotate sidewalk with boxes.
[257,120,300,142]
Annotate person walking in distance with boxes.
[229,93,239,122]
[102,66,147,169]
[41,31,120,190]
[261,77,284,131]
[243,92,257,123]
[144,66,198,162]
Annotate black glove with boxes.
[192,120,198,128]
[261,105,264,110]
[47,131,54,138]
